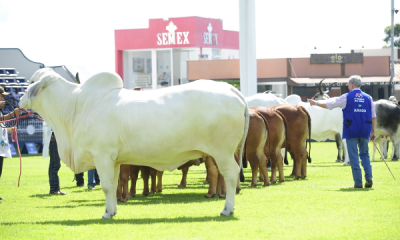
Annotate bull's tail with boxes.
[242,140,248,168]
[275,110,288,165]
[299,106,312,163]
[256,111,271,163]
[230,88,250,172]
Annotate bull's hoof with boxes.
[102,213,113,219]
[178,184,186,188]
[119,198,128,203]
[262,183,270,187]
[205,194,216,198]
[128,194,135,198]
[294,177,300,180]
[203,180,210,185]
[248,184,257,187]
[236,188,241,194]
[259,177,264,181]
[220,208,233,216]
[279,179,285,183]
[218,194,226,199]
[156,189,162,193]
[271,180,277,184]
[301,176,307,179]
[141,193,149,197]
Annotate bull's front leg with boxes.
[342,139,350,166]
[97,162,120,219]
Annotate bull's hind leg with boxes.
[96,162,120,219]
[178,166,189,188]
[257,151,269,186]
[247,152,260,187]
[129,166,140,198]
[289,149,302,180]
[276,151,285,183]
[156,171,163,192]
[214,154,240,216]
[300,147,308,179]
[205,156,218,198]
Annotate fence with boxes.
[6,116,43,154]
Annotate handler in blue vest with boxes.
[309,75,376,188]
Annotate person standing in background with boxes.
[43,122,66,195]
[0,86,22,200]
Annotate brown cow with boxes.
[116,165,157,202]
[270,104,311,179]
[251,107,287,184]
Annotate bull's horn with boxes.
[318,79,325,95]
[324,82,337,94]
[75,73,81,84]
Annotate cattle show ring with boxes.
[0,67,399,240]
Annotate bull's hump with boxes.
[81,72,123,92]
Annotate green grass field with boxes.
[0,142,399,239]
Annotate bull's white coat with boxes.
[246,93,286,108]
[20,68,249,219]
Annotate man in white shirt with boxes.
[308,75,376,189]
[160,72,170,86]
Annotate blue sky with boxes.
[0,0,397,76]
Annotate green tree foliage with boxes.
[216,80,240,90]
[383,24,400,47]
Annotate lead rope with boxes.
[0,107,43,187]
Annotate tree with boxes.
[383,24,400,48]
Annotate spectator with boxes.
[43,122,66,195]
[75,170,100,188]
[0,86,22,200]
[10,88,21,106]
[160,72,170,86]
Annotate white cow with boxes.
[285,94,349,165]
[20,68,249,219]
[246,93,287,108]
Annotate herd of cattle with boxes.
[19,69,400,219]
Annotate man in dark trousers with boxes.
[309,75,376,188]
[43,121,66,195]
[48,132,66,195]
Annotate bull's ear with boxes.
[27,75,54,99]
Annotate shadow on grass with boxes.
[0,215,238,226]
[337,188,374,192]
[33,192,233,209]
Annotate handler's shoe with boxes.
[88,186,96,190]
[350,185,363,189]
[365,179,373,188]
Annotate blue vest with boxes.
[342,90,373,139]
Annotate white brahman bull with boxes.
[246,93,287,108]
[20,68,249,219]
[285,94,350,165]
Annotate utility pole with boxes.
[390,0,395,96]
[239,0,257,97]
